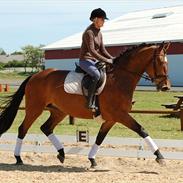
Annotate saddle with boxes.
[64,62,106,96]
[75,62,106,95]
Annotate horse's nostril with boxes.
[161,86,170,91]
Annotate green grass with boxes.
[1,90,183,139]
[0,71,31,80]
[133,91,180,110]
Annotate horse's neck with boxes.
[128,47,154,75]
[114,47,154,93]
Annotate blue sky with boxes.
[1,0,183,53]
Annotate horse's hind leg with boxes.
[40,105,67,163]
[14,105,44,165]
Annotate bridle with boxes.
[150,47,169,86]
[112,45,169,84]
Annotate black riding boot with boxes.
[87,78,98,110]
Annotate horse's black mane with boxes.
[114,43,157,63]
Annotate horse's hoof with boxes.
[14,156,23,165]
[87,166,98,171]
[57,154,65,163]
[87,165,110,172]
[156,158,166,166]
[90,165,97,169]
[15,161,24,165]
[88,158,97,168]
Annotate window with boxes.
[152,12,173,19]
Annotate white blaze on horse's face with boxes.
[155,53,170,91]
[164,55,168,62]
[145,46,170,91]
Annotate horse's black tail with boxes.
[0,75,32,135]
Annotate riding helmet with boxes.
[90,8,109,21]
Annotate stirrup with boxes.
[87,99,98,110]
[87,95,98,111]
[88,104,98,111]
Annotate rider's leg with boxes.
[79,60,100,109]
[87,77,99,109]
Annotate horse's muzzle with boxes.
[161,85,170,91]
[156,78,171,91]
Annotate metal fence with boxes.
[0,133,182,160]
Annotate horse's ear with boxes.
[163,42,171,52]
[159,42,171,52]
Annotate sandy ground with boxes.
[0,152,182,183]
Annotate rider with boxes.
[79,8,114,110]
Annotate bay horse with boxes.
[0,42,170,167]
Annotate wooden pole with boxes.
[0,84,2,92]
[180,108,183,131]
[4,84,10,92]
[69,116,75,125]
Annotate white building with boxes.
[43,5,183,86]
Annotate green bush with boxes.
[0,62,5,70]
[4,60,25,67]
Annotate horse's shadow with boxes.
[136,170,159,175]
[0,163,87,173]
[0,163,110,173]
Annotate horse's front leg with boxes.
[118,112,165,165]
[88,121,115,168]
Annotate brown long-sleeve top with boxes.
[79,23,113,62]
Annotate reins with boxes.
[114,66,152,81]
[110,45,169,83]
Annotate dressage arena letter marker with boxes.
[76,130,89,143]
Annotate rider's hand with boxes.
[106,59,113,64]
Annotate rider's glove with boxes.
[106,59,113,64]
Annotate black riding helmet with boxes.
[90,8,109,21]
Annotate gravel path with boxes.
[0,152,183,183]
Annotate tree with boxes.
[0,48,6,55]
[22,45,44,73]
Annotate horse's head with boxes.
[112,42,171,91]
[145,42,171,91]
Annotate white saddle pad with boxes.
[64,71,106,95]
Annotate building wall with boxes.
[44,42,183,86]
[168,54,183,86]
[44,42,183,60]
[45,58,77,71]
[138,54,183,86]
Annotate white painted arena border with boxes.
[0,133,182,160]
